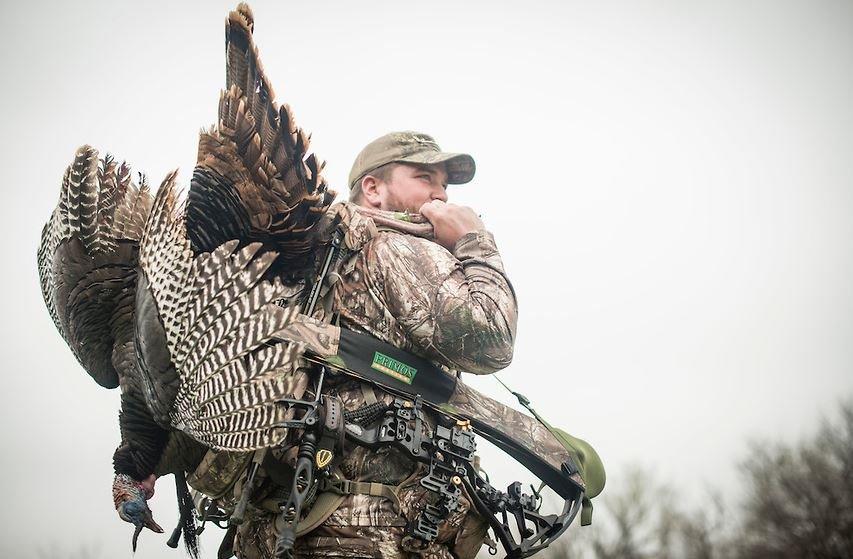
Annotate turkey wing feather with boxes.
[138,171,311,451]
[37,146,153,389]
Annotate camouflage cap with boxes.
[348,131,476,189]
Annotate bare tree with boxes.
[545,466,727,559]
[542,400,853,559]
[732,400,853,558]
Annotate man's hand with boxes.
[420,200,485,251]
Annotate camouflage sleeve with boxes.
[368,230,517,374]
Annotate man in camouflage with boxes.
[233,131,518,559]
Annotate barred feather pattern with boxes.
[95,154,118,252]
[192,2,334,273]
[140,173,311,450]
[114,166,151,242]
[37,145,153,388]
[170,244,309,450]
[138,172,193,360]
[37,208,63,334]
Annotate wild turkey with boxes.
[37,3,335,552]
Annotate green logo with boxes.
[371,351,417,384]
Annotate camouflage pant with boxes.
[233,500,488,559]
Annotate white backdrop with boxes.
[1,1,851,557]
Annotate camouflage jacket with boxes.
[232,203,518,559]
[331,202,517,374]
[310,203,517,544]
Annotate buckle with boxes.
[319,476,351,496]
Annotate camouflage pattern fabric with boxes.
[233,202,517,558]
[235,522,487,559]
[332,203,517,374]
[445,382,583,481]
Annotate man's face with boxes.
[372,163,449,213]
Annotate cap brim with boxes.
[396,151,476,185]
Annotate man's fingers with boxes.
[419,199,445,220]
[417,201,485,250]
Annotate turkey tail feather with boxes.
[191,3,334,275]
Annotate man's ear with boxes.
[360,175,383,209]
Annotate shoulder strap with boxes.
[293,491,345,537]
[258,469,406,536]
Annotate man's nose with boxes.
[433,186,448,202]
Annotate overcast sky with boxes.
[1,1,851,557]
